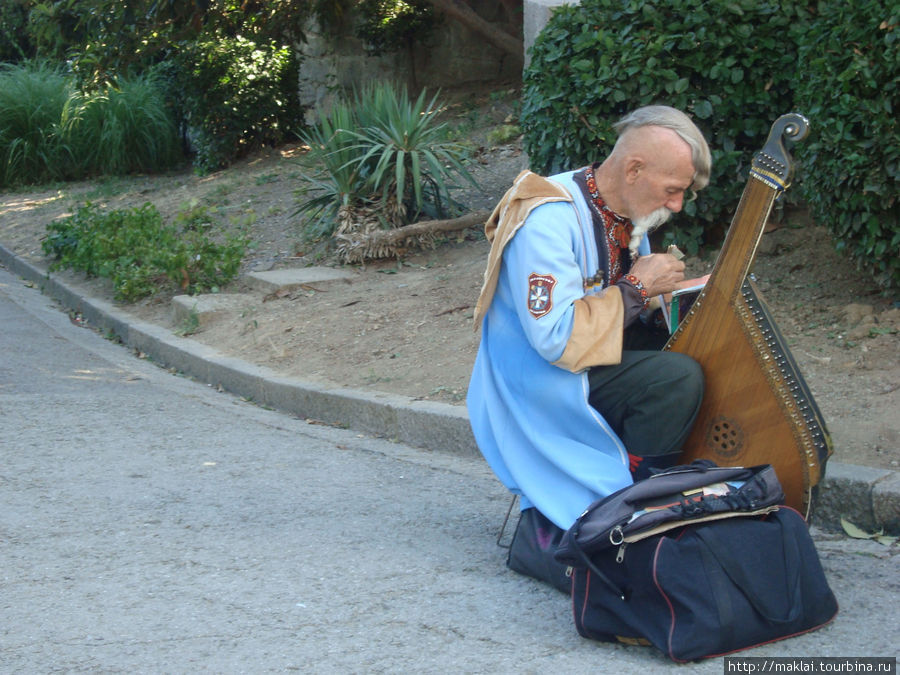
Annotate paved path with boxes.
[1,266,898,672]
[1,243,898,537]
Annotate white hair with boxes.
[613,105,712,191]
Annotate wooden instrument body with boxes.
[664,115,832,515]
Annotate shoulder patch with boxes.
[527,273,556,318]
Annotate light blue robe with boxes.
[467,169,651,529]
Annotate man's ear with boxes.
[624,156,644,184]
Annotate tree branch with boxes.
[424,0,523,62]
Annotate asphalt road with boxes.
[1,265,897,673]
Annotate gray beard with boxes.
[629,207,672,255]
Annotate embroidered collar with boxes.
[582,165,632,248]
[578,165,635,290]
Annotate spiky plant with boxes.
[294,99,374,240]
[350,83,476,221]
[295,82,477,242]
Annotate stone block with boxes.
[245,267,356,294]
[172,293,256,328]
[814,461,893,532]
[873,472,900,535]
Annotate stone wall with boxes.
[297,4,521,121]
[297,0,582,120]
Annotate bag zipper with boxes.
[610,524,628,562]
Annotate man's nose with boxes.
[666,193,684,213]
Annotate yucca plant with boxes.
[295,99,374,239]
[295,83,476,240]
[350,83,476,221]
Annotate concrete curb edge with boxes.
[2,243,897,536]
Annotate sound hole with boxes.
[706,416,743,458]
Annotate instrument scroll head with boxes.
[750,113,810,192]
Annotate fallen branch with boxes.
[336,210,491,263]
[370,210,490,243]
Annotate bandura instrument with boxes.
[664,113,833,516]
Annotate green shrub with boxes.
[20,1,317,88]
[0,1,32,62]
[0,63,182,187]
[42,202,247,302]
[168,36,305,173]
[296,83,476,240]
[0,61,72,186]
[61,73,182,177]
[356,0,439,55]
[794,1,899,289]
[522,0,810,254]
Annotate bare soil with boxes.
[1,86,897,472]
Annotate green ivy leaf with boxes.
[694,99,713,119]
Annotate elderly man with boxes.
[467,106,712,588]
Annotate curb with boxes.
[2,243,898,536]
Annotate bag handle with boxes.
[694,515,803,624]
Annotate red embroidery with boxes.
[527,273,556,318]
[583,166,633,284]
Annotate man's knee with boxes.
[664,352,703,404]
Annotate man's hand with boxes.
[629,253,686,296]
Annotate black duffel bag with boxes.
[556,462,838,661]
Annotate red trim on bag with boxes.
[651,536,680,660]
[580,570,593,639]
[702,612,840,660]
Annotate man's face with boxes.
[622,130,696,221]
[627,163,694,220]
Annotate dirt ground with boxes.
[1,86,897,473]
